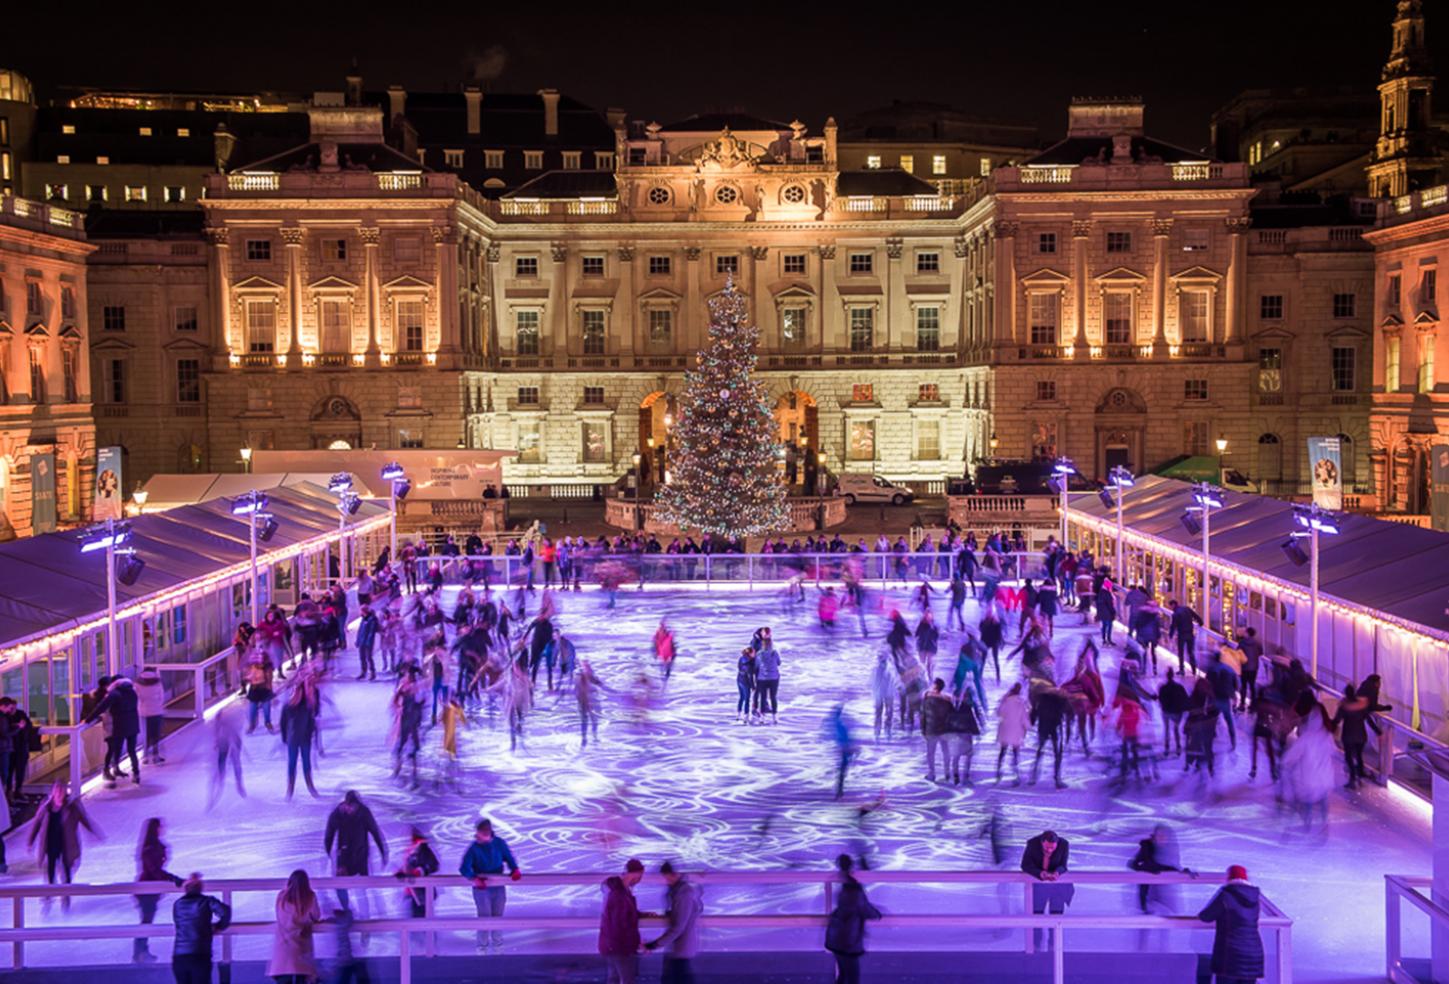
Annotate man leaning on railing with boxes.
[171,872,232,984]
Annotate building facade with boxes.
[837,101,1039,196]
[0,195,96,538]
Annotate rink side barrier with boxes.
[0,869,1293,984]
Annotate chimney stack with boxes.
[464,86,482,136]
[213,122,237,172]
[387,85,407,125]
[345,63,363,107]
[539,88,560,137]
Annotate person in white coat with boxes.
[996,682,1029,785]
[135,668,165,765]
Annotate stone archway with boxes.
[638,390,678,489]
[310,394,363,451]
[1092,387,1147,480]
[773,390,819,489]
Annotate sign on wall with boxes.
[94,446,124,521]
[30,451,57,534]
[1307,436,1342,511]
[1431,444,1449,533]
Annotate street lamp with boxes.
[1181,482,1224,622]
[1215,434,1228,484]
[381,462,410,561]
[1287,503,1341,678]
[80,519,139,675]
[231,490,276,624]
[1050,457,1075,547]
[1103,465,1134,579]
[239,446,253,474]
[989,432,1000,462]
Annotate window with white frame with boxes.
[1420,335,1437,393]
[1184,378,1208,401]
[484,149,504,169]
[514,310,541,355]
[580,309,606,355]
[320,299,349,353]
[918,383,939,402]
[851,383,874,403]
[932,154,947,175]
[397,428,424,449]
[1385,335,1401,393]
[515,256,539,278]
[781,306,806,348]
[26,281,43,316]
[581,421,607,463]
[915,252,940,275]
[1423,268,1438,305]
[1388,274,1401,305]
[648,255,671,276]
[715,254,739,276]
[1332,292,1356,318]
[848,252,873,275]
[398,299,425,352]
[1180,290,1209,342]
[648,308,672,347]
[87,184,107,202]
[245,298,276,352]
[1258,347,1282,393]
[849,307,874,351]
[915,418,940,459]
[915,306,940,351]
[594,151,615,170]
[1331,346,1356,391]
[562,151,581,170]
[62,346,79,403]
[524,150,543,169]
[45,183,68,200]
[104,357,126,404]
[1029,292,1058,346]
[582,254,605,277]
[443,149,464,168]
[979,158,992,176]
[1104,292,1133,344]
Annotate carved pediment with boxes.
[1380,313,1405,329]
[309,275,359,292]
[91,336,136,351]
[692,128,762,172]
[162,336,209,352]
[381,275,432,292]
[0,319,12,334]
[23,323,48,337]
[770,283,817,300]
[1169,265,1223,283]
[1020,267,1070,286]
[1413,309,1439,325]
[233,275,284,292]
[1094,265,1147,284]
[58,324,83,340]
[638,287,682,302]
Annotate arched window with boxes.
[1335,433,1355,488]
[1256,433,1282,484]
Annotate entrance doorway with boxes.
[773,391,818,489]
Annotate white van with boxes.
[835,473,915,506]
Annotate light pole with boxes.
[631,452,642,531]
[1107,465,1134,579]
[329,473,359,582]
[239,446,253,474]
[129,486,149,518]
[1182,482,1223,621]
[231,490,275,624]
[381,462,410,560]
[1289,503,1340,678]
[80,518,136,676]
[1214,433,1228,485]
[1052,456,1075,547]
[988,432,1000,463]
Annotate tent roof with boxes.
[140,473,359,511]
[1071,475,1449,637]
[0,482,387,651]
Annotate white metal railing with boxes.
[0,870,1293,984]
[1386,874,1443,982]
[565,199,618,215]
[227,172,280,191]
[1170,163,1223,181]
[1020,166,1075,184]
[377,172,423,191]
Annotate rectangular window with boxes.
[1331,346,1356,391]
[320,299,349,352]
[176,358,201,403]
[164,185,185,203]
[848,252,873,275]
[583,385,605,405]
[648,255,671,276]
[398,299,425,352]
[443,149,464,168]
[849,308,874,351]
[87,184,107,202]
[918,383,939,402]
[1258,347,1283,393]
[524,150,543,170]
[45,182,68,200]
[979,158,992,176]
[484,150,504,169]
[852,383,875,403]
[1332,292,1356,318]
[59,123,74,135]
[397,429,424,449]
[1036,380,1057,402]
[1420,336,1437,394]
[1106,231,1132,253]
[1184,421,1208,456]
[62,346,78,403]
[514,256,539,278]
[1259,294,1283,320]
[246,299,276,352]
[29,348,46,403]
[562,151,581,170]
[1424,268,1438,304]
[915,419,940,459]
[581,421,607,463]
[514,310,540,355]
[175,305,198,332]
[517,386,540,405]
[915,306,940,351]
[124,185,147,202]
[1029,293,1058,346]
[177,127,190,138]
[781,306,806,348]
[581,309,606,355]
[139,126,152,136]
[1385,336,1401,393]
[1038,232,1057,254]
[1388,274,1401,305]
[715,254,739,276]
[322,238,347,262]
[915,252,940,275]
[1180,291,1209,342]
[61,287,75,319]
[102,305,126,332]
[648,308,672,347]
[932,154,947,175]
[1104,292,1133,344]
[55,154,69,164]
[849,420,876,460]
[27,281,43,315]
[1184,378,1209,401]
[899,154,914,173]
[865,155,881,169]
[517,421,542,462]
[245,239,271,262]
[594,151,615,170]
[106,358,125,404]
[783,253,806,275]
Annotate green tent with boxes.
[1153,455,1221,484]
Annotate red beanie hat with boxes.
[1227,865,1248,881]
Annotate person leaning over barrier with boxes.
[171,872,232,984]
[459,818,521,952]
[1197,865,1264,984]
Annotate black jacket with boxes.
[1199,882,1264,978]
[1021,835,1070,878]
[325,801,387,876]
[87,678,140,737]
[824,877,880,955]
[172,891,232,959]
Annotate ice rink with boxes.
[2,581,1431,980]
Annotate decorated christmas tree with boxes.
[655,276,789,537]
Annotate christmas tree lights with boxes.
[654,276,789,537]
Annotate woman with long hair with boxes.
[268,868,322,983]
[133,816,181,963]
[26,781,101,911]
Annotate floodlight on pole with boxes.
[232,490,272,623]
[1292,502,1341,677]
[1053,456,1075,547]
[1107,465,1134,579]
[1184,481,1222,620]
[381,462,408,559]
[79,518,135,675]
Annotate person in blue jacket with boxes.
[459,819,521,951]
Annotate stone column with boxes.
[992,221,1017,354]
[362,226,381,367]
[886,237,905,349]
[281,226,305,367]
[485,243,502,363]
[549,242,568,363]
[207,227,232,369]
[616,245,635,359]
[818,245,838,350]
[1072,220,1091,357]
[1224,216,1250,348]
[1151,219,1172,356]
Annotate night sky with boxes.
[7,2,1446,149]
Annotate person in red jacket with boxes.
[599,858,645,984]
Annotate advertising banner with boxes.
[30,451,57,534]
[1431,444,1449,532]
[1307,436,1342,511]
[250,449,515,499]
[94,446,124,521]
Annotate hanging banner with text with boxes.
[30,451,57,534]
[94,446,124,521]
[1431,444,1449,533]
[1307,436,1342,511]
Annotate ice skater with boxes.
[207,704,247,809]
